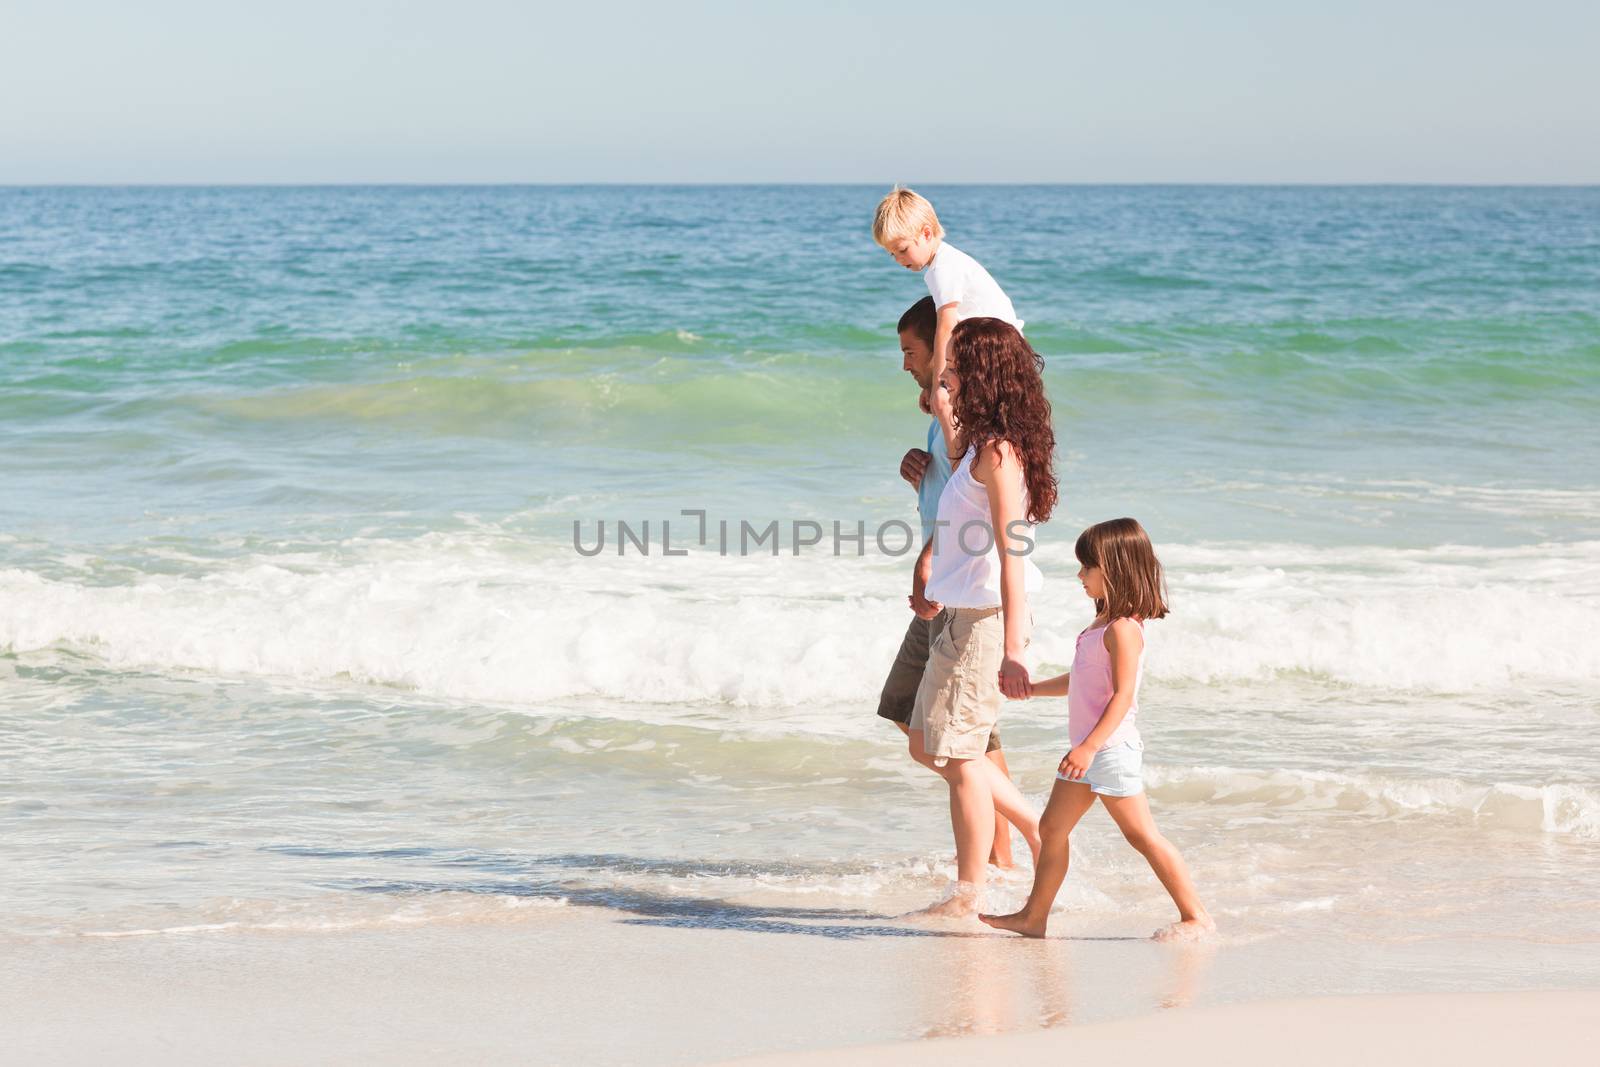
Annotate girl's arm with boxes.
[1059,618,1143,778]
[974,440,1031,698]
[1025,671,1069,698]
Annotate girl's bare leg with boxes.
[1099,793,1215,941]
[980,779,1096,937]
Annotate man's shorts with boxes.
[1057,740,1145,797]
[877,612,1001,752]
[909,606,1008,764]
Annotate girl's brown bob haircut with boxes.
[1074,517,1170,621]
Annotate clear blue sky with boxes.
[3,0,1596,183]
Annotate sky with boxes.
[3,0,1597,183]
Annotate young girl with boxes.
[909,317,1055,917]
[980,518,1214,940]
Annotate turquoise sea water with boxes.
[2,187,1598,986]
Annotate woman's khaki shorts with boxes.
[910,606,1006,766]
[876,613,1002,752]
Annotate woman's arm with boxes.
[975,441,1031,698]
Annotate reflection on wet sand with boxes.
[912,931,1214,1040]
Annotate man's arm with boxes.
[909,539,940,619]
[899,448,930,490]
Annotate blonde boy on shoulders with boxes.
[872,185,1023,386]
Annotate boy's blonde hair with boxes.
[872,185,944,246]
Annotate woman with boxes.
[909,316,1058,916]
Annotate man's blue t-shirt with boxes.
[916,418,954,546]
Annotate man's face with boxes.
[884,225,937,271]
[900,328,935,389]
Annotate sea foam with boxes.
[2,535,1598,705]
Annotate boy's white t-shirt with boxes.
[923,242,1023,331]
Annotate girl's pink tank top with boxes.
[1066,618,1144,748]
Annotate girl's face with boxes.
[1077,563,1106,602]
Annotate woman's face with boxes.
[937,360,961,403]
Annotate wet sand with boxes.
[6,904,1599,1065]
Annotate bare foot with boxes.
[907,882,981,919]
[988,855,1016,871]
[1153,915,1216,942]
[978,909,1048,938]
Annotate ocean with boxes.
[3,186,1598,1049]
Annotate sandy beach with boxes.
[720,990,1600,1067]
[7,903,1599,1065]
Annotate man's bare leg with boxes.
[985,748,1015,868]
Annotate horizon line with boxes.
[3,180,1598,190]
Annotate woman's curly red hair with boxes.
[948,318,1057,524]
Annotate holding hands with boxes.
[998,654,1031,700]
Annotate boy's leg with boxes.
[980,779,1095,937]
[1099,793,1214,940]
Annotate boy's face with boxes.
[883,225,938,271]
[900,328,935,389]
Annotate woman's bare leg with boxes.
[902,726,1024,870]
[945,755,996,893]
[906,731,995,917]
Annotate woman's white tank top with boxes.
[924,445,1044,608]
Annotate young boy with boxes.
[876,296,1021,869]
[872,186,1023,386]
